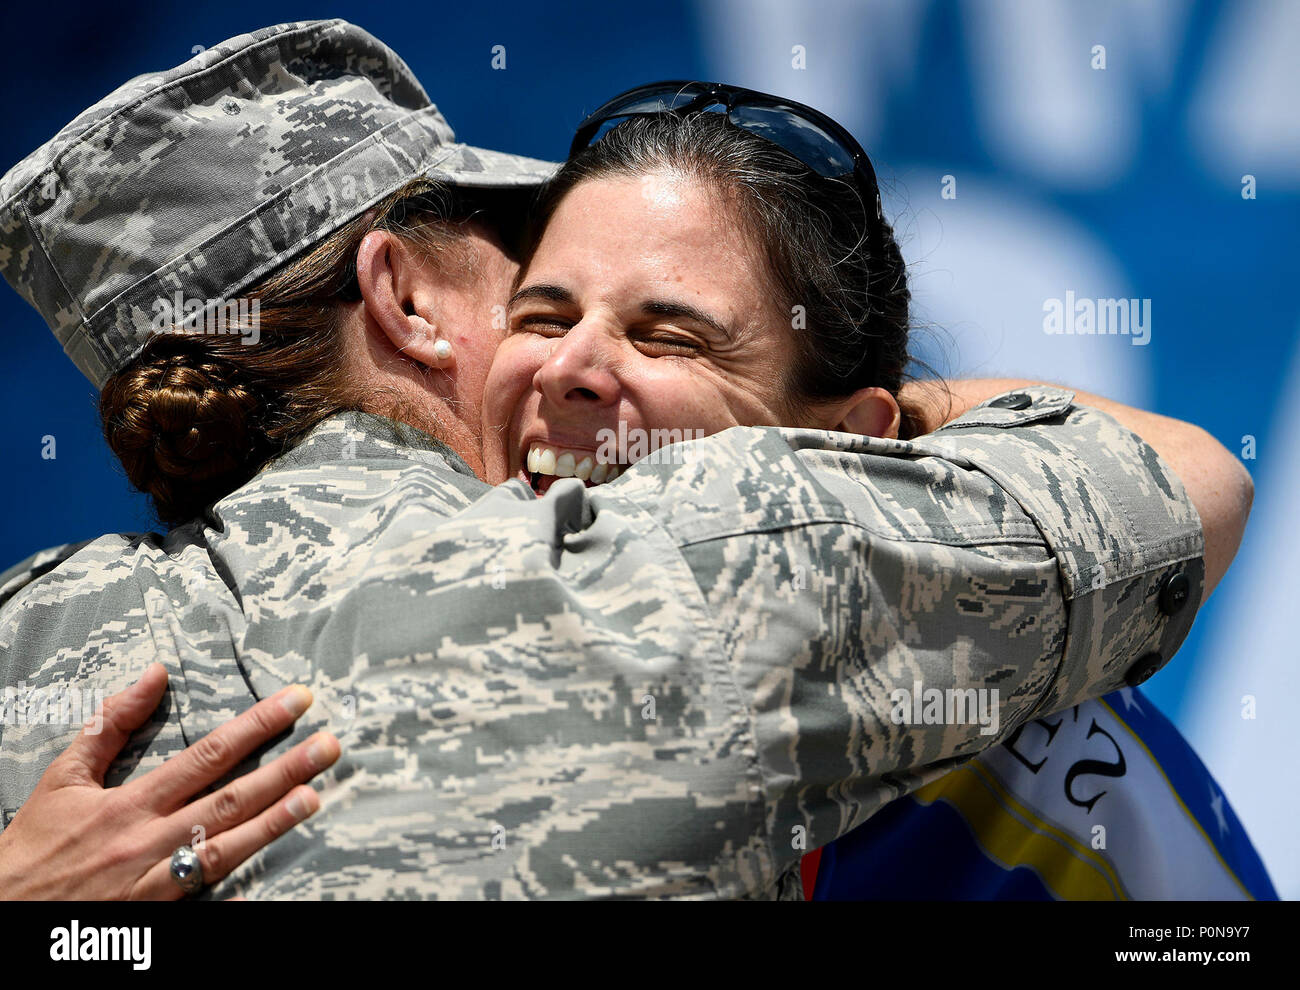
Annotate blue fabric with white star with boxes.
[813,687,1279,900]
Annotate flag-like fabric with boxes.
[809,687,1277,900]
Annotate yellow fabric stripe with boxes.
[913,761,1128,900]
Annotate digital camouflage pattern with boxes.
[0,19,556,388]
[0,387,1204,899]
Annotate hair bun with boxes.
[102,335,263,522]
[139,360,255,479]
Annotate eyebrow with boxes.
[508,284,735,343]
[509,283,573,308]
[641,299,734,342]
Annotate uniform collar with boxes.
[261,410,480,479]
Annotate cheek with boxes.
[628,366,748,436]
[645,349,797,428]
[483,336,546,428]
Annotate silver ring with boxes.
[169,844,204,895]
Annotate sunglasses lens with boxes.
[577,84,713,149]
[728,104,857,178]
[612,85,709,115]
[575,86,878,214]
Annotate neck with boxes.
[351,316,487,479]
[362,391,485,479]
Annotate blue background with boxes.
[1,0,1295,895]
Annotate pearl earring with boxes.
[433,338,453,360]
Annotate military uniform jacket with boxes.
[0,386,1204,898]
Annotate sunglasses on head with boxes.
[569,80,883,222]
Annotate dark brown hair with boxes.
[100,178,512,526]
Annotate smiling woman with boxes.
[482,111,923,494]
[473,99,1269,901]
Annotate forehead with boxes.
[527,173,774,301]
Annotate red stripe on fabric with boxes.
[801,848,822,900]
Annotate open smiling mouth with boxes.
[520,442,628,497]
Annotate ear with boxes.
[355,230,452,369]
[828,386,901,439]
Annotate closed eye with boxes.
[632,333,703,356]
[514,313,572,335]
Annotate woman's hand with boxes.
[0,662,340,899]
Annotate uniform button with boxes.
[1125,652,1162,687]
[1157,571,1190,615]
[989,393,1032,410]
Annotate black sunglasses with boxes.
[570,80,883,222]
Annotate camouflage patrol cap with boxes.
[0,18,557,388]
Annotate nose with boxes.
[532,320,621,410]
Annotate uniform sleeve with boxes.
[0,530,247,830]
[922,385,1204,715]
[608,385,1204,872]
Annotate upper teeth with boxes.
[527,445,622,485]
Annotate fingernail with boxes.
[287,788,318,821]
[307,734,337,770]
[279,686,312,718]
